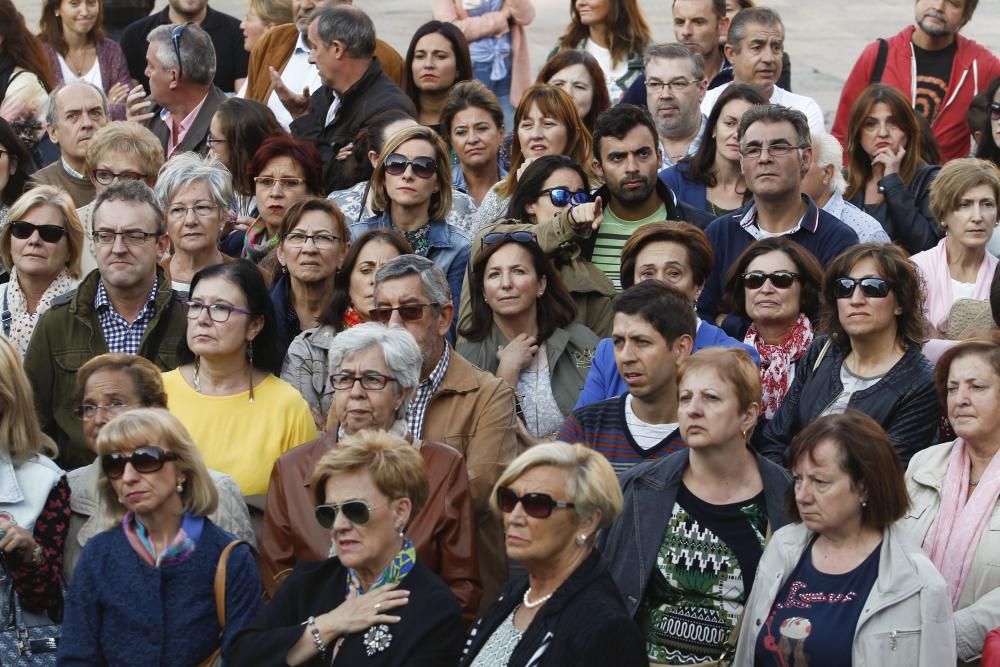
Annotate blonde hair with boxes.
[1,185,84,278]
[0,337,56,463]
[929,157,1000,224]
[96,408,218,522]
[369,125,453,222]
[310,430,429,522]
[246,0,293,29]
[84,121,165,187]
[490,442,622,529]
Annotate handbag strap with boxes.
[213,540,245,627]
[812,337,833,372]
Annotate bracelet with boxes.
[302,616,326,653]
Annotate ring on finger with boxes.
[373,603,382,612]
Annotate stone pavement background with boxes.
[16,0,1000,126]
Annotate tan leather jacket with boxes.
[261,431,483,625]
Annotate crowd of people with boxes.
[2,0,1000,664]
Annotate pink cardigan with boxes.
[431,0,534,105]
[911,237,998,336]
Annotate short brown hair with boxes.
[620,221,713,290]
[96,408,219,522]
[277,198,348,242]
[933,333,1000,410]
[677,347,761,413]
[310,430,429,523]
[929,157,1000,224]
[370,125,453,221]
[721,237,824,322]
[821,243,928,348]
[786,410,910,529]
[74,354,169,414]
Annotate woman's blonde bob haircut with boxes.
[96,408,219,522]
[929,157,1000,225]
[370,125,453,222]
[310,430,430,523]
[0,337,57,463]
[490,442,622,530]
[1,185,85,278]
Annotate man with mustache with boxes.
[585,104,712,289]
[28,82,109,208]
[644,43,708,170]
[833,0,1000,163]
[700,7,824,134]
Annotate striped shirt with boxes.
[557,393,686,473]
[591,203,668,290]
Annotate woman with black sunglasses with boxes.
[458,155,614,337]
[230,428,465,666]
[60,408,263,666]
[758,243,940,468]
[350,125,472,321]
[0,185,84,355]
[461,441,645,666]
[458,234,598,442]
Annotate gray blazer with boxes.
[146,85,227,157]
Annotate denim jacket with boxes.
[350,213,472,322]
[597,448,792,619]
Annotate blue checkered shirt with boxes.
[407,342,451,439]
[94,276,159,354]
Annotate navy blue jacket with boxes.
[659,161,709,212]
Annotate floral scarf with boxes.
[397,224,431,255]
[241,219,279,263]
[123,511,204,568]
[4,268,79,356]
[744,313,814,419]
[342,306,364,329]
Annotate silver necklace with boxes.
[522,588,553,609]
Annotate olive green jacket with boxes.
[23,267,187,470]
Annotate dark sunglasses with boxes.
[101,446,179,479]
[496,486,575,519]
[742,271,799,290]
[8,221,67,244]
[539,187,591,207]
[832,277,892,299]
[369,303,440,324]
[482,230,537,248]
[171,23,190,79]
[314,500,377,528]
[383,153,436,179]
[991,101,1000,121]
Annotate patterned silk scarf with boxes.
[342,306,364,329]
[122,511,204,568]
[745,313,814,419]
[241,219,280,263]
[4,268,78,355]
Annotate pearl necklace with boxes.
[522,588,553,609]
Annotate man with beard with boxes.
[119,0,247,93]
[558,281,694,473]
[244,0,404,130]
[586,104,712,288]
[28,83,109,208]
[644,43,708,170]
[833,0,1000,163]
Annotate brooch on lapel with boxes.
[573,348,596,368]
[363,624,393,656]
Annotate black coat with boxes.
[290,58,417,194]
[459,550,646,667]
[758,335,940,467]
[226,558,464,667]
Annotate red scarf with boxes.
[342,306,364,329]
[745,314,814,419]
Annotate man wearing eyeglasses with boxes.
[833,0,999,164]
[372,254,517,611]
[27,83,109,209]
[699,7,825,134]
[23,181,187,471]
[643,43,709,171]
[696,105,858,325]
[126,23,227,159]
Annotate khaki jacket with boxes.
[734,522,956,667]
[260,431,482,625]
[902,440,1000,665]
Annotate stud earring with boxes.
[860,499,868,508]
[396,524,404,538]
[176,480,185,494]
[575,534,587,546]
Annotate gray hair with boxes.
[728,6,784,52]
[644,43,705,82]
[327,322,423,421]
[312,5,376,59]
[737,104,811,148]
[811,132,847,196]
[155,152,234,211]
[374,254,452,308]
[45,82,109,128]
[148,23,217,86]
[93,180,166,234]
